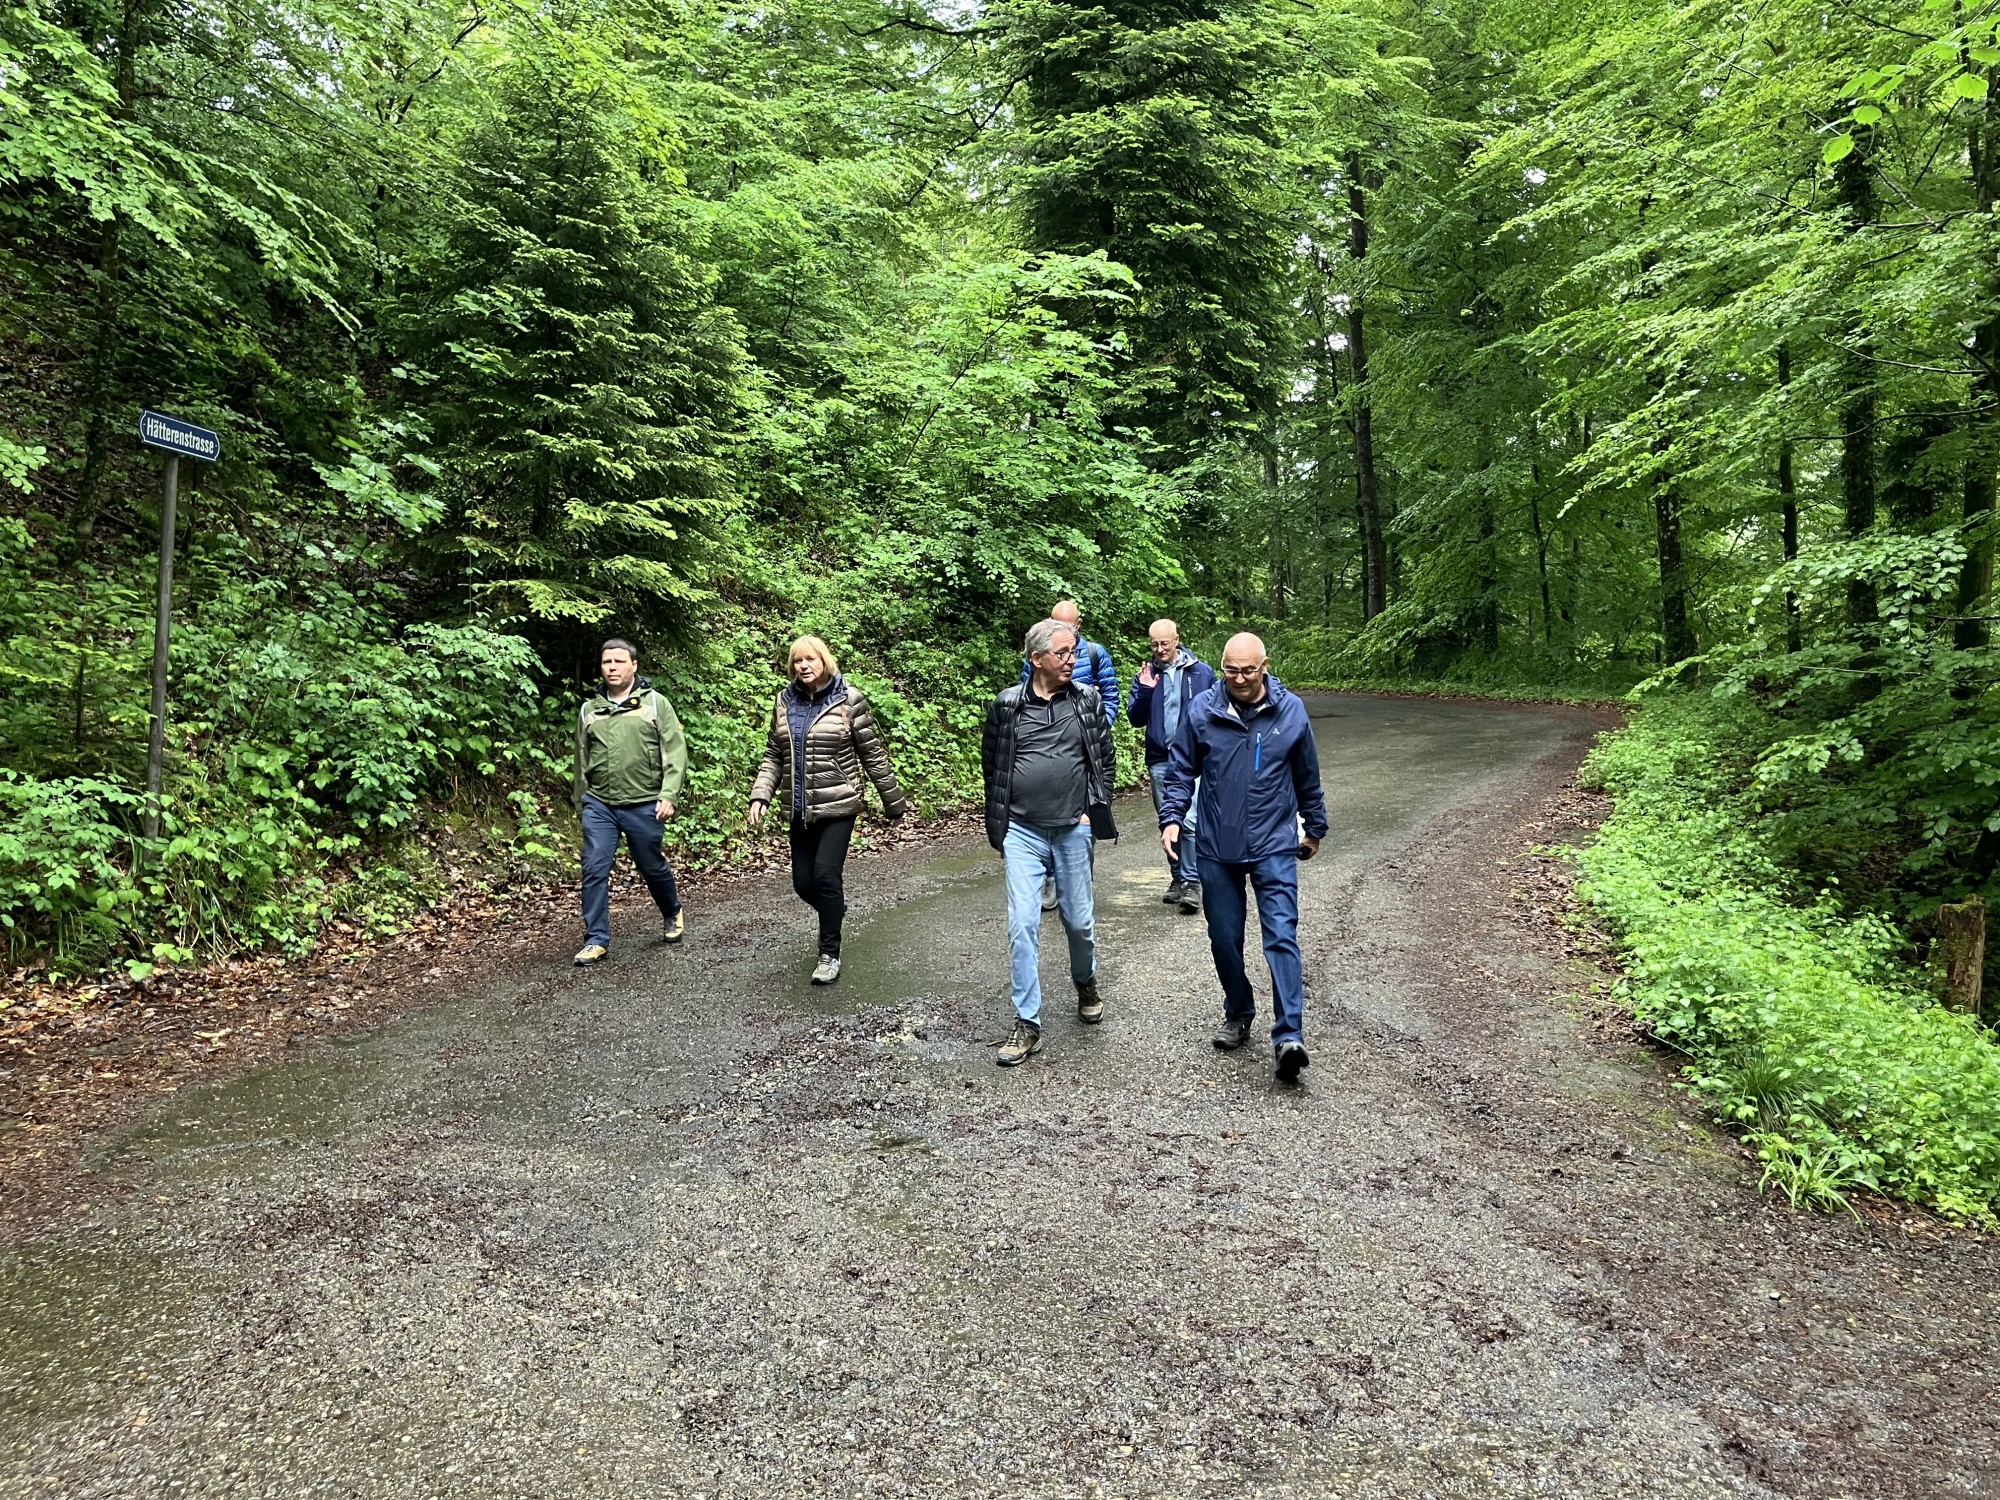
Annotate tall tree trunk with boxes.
[1638,228,1696,665]
[1346,154,1387,622]
[1475,425,1498,656]
[66,0,148,558]
[1964,83,1998,654]
[1261,437,1284,618]
[1778,344,1800,652]
[1655,481,1695,663]
[1649,394,1694,663]
[1309,267,1352,623]
[1478,497,1499,656]
[1836,133,1878,627]
[1529,453,1552,646]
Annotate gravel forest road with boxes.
[3,694,1997,1500]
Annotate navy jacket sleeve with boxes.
[1159,714,1200,827]
[1290,709,1329,840]
[1126,669,1157,729]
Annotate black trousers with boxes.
[789,816,856,956]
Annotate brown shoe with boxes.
[997,1020,1043,1067]
[1076,978,1104,1025]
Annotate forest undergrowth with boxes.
[1579,697,2000,1226]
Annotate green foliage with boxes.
[397,21,747,632]
[1001,0,1295,456]
[0,0,1995,1246]
[1579,698,2000,1224]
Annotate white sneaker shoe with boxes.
[811,954,842,985]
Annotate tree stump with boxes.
[1936,896,1986,1015]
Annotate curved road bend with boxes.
[3,694,1996,1499]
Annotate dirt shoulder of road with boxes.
[0,807,983,1228]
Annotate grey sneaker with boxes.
[997,1020,1043,1067]
[1177,883,1200,915]
[1076,978,1103,1025]
[662,907,685,944]
[573,943,609,967]
[1041,876,1059,912]
[1276,1041,1311,1083]
[1212,1016,1252,1051]
[1161,880,1183,905]
[811,953,841,985]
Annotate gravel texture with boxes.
[2,693,1996,1500]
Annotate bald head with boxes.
[1051,599,1081,628]
[1148,619,1181,665]
[1220,632,1270,704]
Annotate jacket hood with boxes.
[587,675,654,710]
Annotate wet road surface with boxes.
[4,694,1997,1499]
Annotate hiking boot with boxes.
[1041,876,1059,912]
[1275,1041,1311,1083]
[1161,879,1184,905]
[997,1020,1043,1067]
[1177,882,1200,915]
[1076,978,1104,1025]
[1212,1016,1252,1051]
[662,907,685,945]
[573,943,609,967]
[811,953,842,985]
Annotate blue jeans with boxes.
[1003,819,1097,1025]
[580,795,681,947]
[1199,855,1304,1046]
[1149,769,1199,884]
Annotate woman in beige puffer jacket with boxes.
[748,635,909,984]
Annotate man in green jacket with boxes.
[573,638,688,965]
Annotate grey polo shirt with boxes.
[1008,686,1089,828]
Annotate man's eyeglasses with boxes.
[1220,665,1264,679]
[1039,646,1078,661]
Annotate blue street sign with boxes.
[139,409,221,462]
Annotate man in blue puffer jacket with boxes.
[1158,632,1329,1083]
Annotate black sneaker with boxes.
[1161,880,1183,905]
[1077,978,1104,1025]
[1275,1041,1310,1083]
[1212,1017,1252,1051]
[1177,883,1200,915]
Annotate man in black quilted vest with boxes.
[981,619,1117,1066]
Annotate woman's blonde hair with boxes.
[787,634,839,679]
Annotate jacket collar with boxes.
[1023,677,1084,706]
[1207,674,1290,723]
[787,673,843,706]
[589,676,652,713]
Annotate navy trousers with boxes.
[1198,854,1305,1046]
[580,794,681,948]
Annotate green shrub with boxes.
[1578,697,2000,1225]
